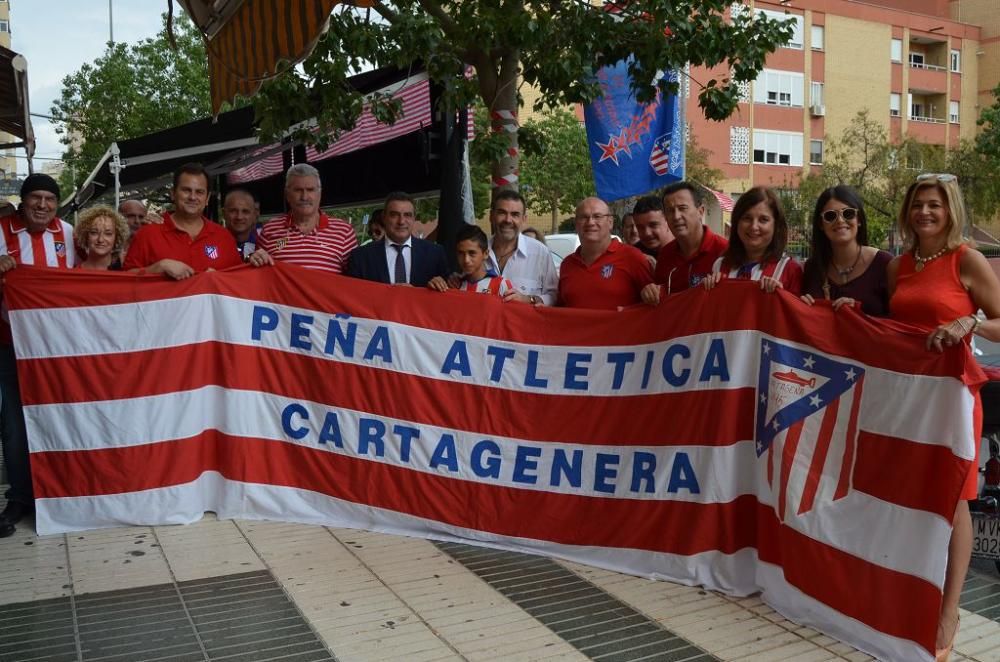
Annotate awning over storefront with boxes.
[0,45,34,169]
[176,0,372,115]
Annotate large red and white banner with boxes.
[5,264,985,661]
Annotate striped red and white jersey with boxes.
[257,213,358,274]
[0,212,75,268]
[457,274,515,297]
[712,254,803,293]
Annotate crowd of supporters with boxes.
[1,162,1000,659]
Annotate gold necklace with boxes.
[914,246,947,272]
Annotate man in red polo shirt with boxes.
[123,163,242,277]
[641,181,728,304]
[249,164,357,273]
[0,173,76,536]
[558,197,653,310]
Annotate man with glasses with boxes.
[0,174,76,536]
[345,191,449,286]
[558,197,653,309]
[486,190,557,305]
[641,181,728,304]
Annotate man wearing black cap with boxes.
[0,173,76,537]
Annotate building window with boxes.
[753,69,805,107]
[811,25,824,51]
[810,140,823,165]
[752,130,804,167]
[890,93,901,117]
[891,39,903,63]
[810,82,824,107]
[950,49,961,72]
[0,20,8,32]
[950,101,960,124]
[909,52,925,67]
[759,9,804,49]
[730,126,750,165]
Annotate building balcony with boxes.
[908,65,948,94]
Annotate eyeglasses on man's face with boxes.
[821,208,858,224]
[574,213,611,223]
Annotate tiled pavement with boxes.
[2,508,1000,661]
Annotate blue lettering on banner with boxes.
[441,341,472,377]
[249,306,734,395]
[278,404,702,497]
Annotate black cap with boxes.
[20,173,60,200]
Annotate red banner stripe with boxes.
[854,429,972,519]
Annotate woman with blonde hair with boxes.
[75,205,129,271]
[888,173,1000,660]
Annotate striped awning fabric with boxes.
[178,0,372,115]
[710,187,735,212]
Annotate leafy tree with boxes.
[976,83,1000,164]
[254,1,794,192]
[52,13,213,191]
[685,134,724,190]
[518,108,595,233]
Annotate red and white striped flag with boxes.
[4,267,983,661]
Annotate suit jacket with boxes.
[345,237,450,287]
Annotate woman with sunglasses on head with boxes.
[888,173,1000,661]
[801,186,892,315]
[703,186,802,294]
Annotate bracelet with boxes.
[971,316,983,335]
[955,317,970,336]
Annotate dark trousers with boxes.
[0,343,31,505]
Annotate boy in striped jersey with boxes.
[428,225,514,296]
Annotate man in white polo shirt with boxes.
[486,190,558,305]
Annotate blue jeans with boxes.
[0,343,31,506]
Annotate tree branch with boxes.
[415,0,462,40]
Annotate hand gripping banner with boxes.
[4,264,985,661]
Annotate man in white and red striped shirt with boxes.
[250,164,357,273]
[0,173,75,536]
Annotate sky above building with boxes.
[9,1,166,176]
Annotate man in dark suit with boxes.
[346,192,449,287]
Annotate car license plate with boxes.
[972,513,1000,560]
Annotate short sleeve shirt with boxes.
[558,239,654,310]
[123,212,242,271]
[257,213,358,274]
[654,226,728,294]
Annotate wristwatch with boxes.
[529,295,542,305]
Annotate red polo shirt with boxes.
[123,212,241,272]
[654,225,728,295]
[558,239,653,310]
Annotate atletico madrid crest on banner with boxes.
[756,339,865,521]
[584,62,685,201]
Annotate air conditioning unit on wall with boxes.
[810,104,826,117]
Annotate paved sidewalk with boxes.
[2,509,999,661]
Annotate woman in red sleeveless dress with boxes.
[888,174,1000,660]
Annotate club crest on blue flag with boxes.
[755,339,866,522]
[584,62,684,201]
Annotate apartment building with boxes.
[685,0,998,199]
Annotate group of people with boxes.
[1,163,999,660]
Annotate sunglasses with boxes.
[916,173,957,183]
[821,208,858,224]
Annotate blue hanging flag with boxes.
[584,63,684,201]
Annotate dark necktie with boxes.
[393,243,406,284]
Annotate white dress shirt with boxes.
[383,236,413,284]
[487,233,559,305]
